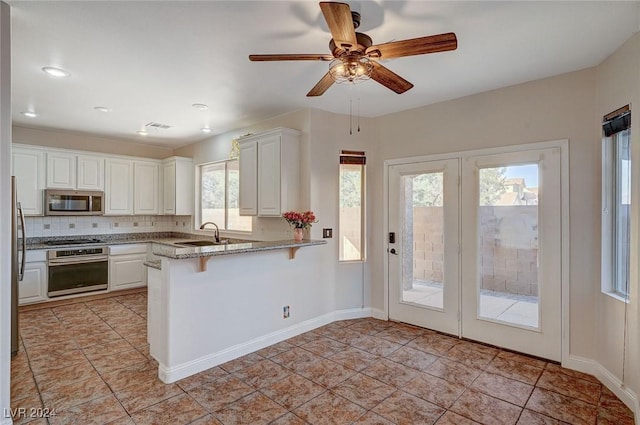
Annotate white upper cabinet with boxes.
[77,155,104,190]
[105,159,162,216]
[12,146,45,216]
[105,158,134,215]
[46,152,104,190]
[238,140,258,216]
[14,144,191,217]
[134,160,160,215]
[46,152,76,189]
[162,157,193,215]
[238,128,301,217]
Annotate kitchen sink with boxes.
[177,240,228,247]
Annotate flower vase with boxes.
[293,227,304,242]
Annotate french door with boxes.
[388,159,460,336]
[387,145,563,361]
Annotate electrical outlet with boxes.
[283,305,290,319]
[322,228,333,238]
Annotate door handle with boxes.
[389,248,398,255]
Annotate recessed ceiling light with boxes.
[21,111,38,118]
[42,67,70,78]
[192,103,208,110]
[94,106,112,113]
[201,127,212,133]
[136,130,148,136]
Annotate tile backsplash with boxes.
[24,215,193,238]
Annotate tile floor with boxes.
[10,292,635,425]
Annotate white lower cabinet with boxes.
[19,250,47,305]
[109,244,147,290]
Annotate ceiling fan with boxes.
[249,1,457,97]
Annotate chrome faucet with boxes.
[199,222,220,242]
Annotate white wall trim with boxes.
[158,307,374,383]
[564,355,640,425]
[333,307,373,321]
[371,308,387,321]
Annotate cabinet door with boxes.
[162,161,176,214]
[239,140,258,216]
[12,148,45,215]
[77,155,104,190]
[109,254,147,290]
[257,135,282,216]
[134,161,160,214]
[46,152,76,189]
[19,262,47,305]
[105,159,134,215]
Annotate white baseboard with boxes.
[158,306,390,384]
[371,308,387,321]
[564,355,639,425]
[159,306,385,383]
[333,307,372,321]
[159,311,337,383]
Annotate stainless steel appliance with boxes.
[44,189,104,216]
[47,247,108,297]
[11,176,26,357]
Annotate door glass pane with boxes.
[402,172,444,309]
[478,164,539,328]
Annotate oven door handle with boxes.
[48,256,108,266]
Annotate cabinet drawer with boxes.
[109,243,148,256]
[25,250,47,262]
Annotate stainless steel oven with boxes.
[47,247,108,297]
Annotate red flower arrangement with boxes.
[282,210,317,229]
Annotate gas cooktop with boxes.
[45,238,103,246]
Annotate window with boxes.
[339,151,366,261]
[199,159,252,232]
[602,106,631,298]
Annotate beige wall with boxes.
[375,68,598,359]
[595,32,640,400]
[174,107,380,313]
[13,125,173,159]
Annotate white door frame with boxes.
[383,139,570,363]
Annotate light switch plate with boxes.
[323,228,333,238]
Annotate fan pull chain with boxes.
[357,97,361,133]
[349,98,353,135]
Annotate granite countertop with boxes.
[26,232,327,260]
[151,239,326,260]
[25,232,181,250]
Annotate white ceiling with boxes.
[9,1,640,148]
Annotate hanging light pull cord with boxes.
[357,97,361,133]
[349,98,353,135]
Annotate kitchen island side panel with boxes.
[157,245,332,380]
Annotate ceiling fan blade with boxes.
[370,61,413,94]
[249,54,334,61]
[307,72,335,97]
[320,2,358,51]
[366,32,458,59]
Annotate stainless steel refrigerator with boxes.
[11,176,25,356]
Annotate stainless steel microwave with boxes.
[45,189,104,216]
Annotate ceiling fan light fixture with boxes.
[329,55,373,84]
